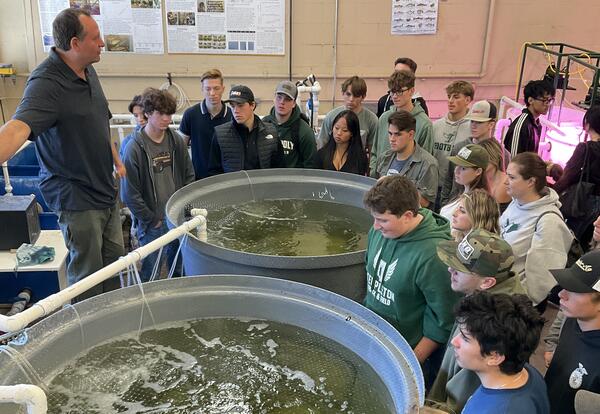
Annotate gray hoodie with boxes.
[500,188,573,305]
[432,115,471,183]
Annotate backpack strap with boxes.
[534,210,564,232]
[534,209,582,267]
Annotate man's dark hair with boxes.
[364,175,419,217]
[523,80,555,107]
[394,57,418,74]
[455,292,544,375]
[388,110,416,132]
[141,88,177,115]
[341,76,367,98]
[388,70,416,92]
[128,95,143,114]
[52,8,91,51]
[583,105,600,136]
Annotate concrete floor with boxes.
[531,303,559,376]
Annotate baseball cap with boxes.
[447,144,489,169]
[224,85,255,104]
[464,100,497,122]
[550,250,600,293]
[275,80,298,100]
[437,229,515,282]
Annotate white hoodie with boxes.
[500,188,573,305]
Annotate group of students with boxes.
[2,8,597,411]
[363,174,600,414]
[115,57,600,413]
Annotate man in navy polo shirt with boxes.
[179,68,232,179]
[0,8,125,300]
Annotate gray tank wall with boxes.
[0,276,424,414]
[166,169,376,302]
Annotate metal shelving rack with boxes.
[515,42,600,123]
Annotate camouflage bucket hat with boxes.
[437,229,515,281]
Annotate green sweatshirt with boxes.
[370,102,433,173]
[263,105,317,168]
[364,208,459,347]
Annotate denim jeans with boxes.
[138,220,182,282]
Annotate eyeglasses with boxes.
[533,97,555,105]
[390,88,411,96]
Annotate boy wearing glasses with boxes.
[376,57,429,117]
[371,70,433,175]
[504,80,555,158]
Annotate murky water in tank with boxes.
[46,318,394,413]
[206,199,372,256]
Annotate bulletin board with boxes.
[28,0,289,77]
[26,0,493,80]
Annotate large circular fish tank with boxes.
[0,276,424,413]
[166,169,376,302]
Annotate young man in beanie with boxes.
[428,229,526,413]
[363,175,458,387]
[452,292,548,414]
[208,85,283,175]
[262,81,316,168]
[544,250,600,414]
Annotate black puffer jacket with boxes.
[208,115,283,175]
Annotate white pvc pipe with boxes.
[0,214,207,333]
[2,141,31,196]
[0,385,47,414]
[110,124,180,131]
[110,113,183,123]
[2,162,13,195]
[297,82,322,128]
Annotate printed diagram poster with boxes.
[391,0,438,35]
[166,0,285,55]
[38,0,164,54]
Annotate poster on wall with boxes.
[165,0,284,55]
[391,0,438,35]
[38,0,164,54]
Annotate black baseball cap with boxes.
[224,85,255,104]
[550,250,600,293]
